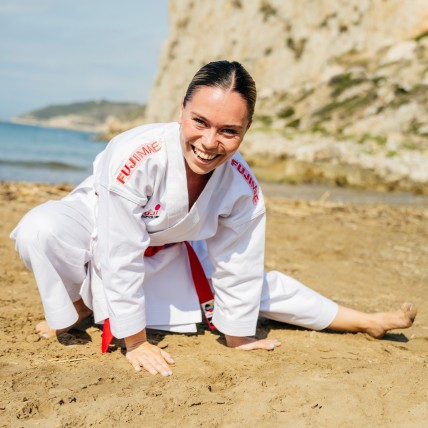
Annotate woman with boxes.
[11,61,417,377]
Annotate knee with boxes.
[12,202,63,263]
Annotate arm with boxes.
[96,187,150,338]
[96,187,174,375]
[207,212,281,351]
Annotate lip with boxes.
[191,145,220,163]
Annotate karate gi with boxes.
[11,122,338,339]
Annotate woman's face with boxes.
[178,85,251,176]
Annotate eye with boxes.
[222,128,238,136]
[193,117,206,126]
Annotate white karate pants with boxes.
[10,190,338,334]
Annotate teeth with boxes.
[193,146,216,160]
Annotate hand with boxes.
[225,335,281,351]
[125,330,174,376]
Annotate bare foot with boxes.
[36,320,69,338]
[366,302,417,339]
[36,299,93,339]
[36,321,91,345]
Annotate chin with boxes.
[190,163,215,176]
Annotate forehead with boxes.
[186,86,249,124]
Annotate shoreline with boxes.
[261,180,428,208]
[3,179,428,209]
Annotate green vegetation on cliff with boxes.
[22,100,146,122]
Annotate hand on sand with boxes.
[225,335,281,351]
[126,341,175,376]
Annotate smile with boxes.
[192,145,219,161]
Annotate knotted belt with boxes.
[101,242,215,353]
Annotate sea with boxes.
[0,121,108,185]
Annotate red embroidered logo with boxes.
[231,159,259,204]
[116,141,161,184]
[142,204,161,218]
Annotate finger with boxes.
[237,339,281,351]
[126,344,173,376]
[127,353,160,376]
[261,339,281,350]
[126,354,143,372]
[140,355,173,376]
[160,349,175,365]
[140,360,160,376]
[130,360,142,372]
[236,342,263,351]
[150,359,174,376]
[146,362,172,377]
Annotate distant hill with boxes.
[13,100,146,134]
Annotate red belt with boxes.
[101,242,215,353]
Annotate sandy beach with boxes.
[1,181,427,427]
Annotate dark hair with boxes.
[183,60,257,121]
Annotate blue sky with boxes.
[0,0,169,120]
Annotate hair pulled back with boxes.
[183,60,257,121]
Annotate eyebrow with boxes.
[191,112,244,130]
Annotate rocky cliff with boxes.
[144,0,428,194]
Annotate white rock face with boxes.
[143,0,428,192]
[145,0,428,122]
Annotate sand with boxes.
[0,181,427,427]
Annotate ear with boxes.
[177,97,185,124]
[246,119,252,132]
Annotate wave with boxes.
[0,159,86,171]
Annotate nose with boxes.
[202,130,218,150]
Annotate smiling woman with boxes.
[177,61,254,207]
[10,60,417,378]
[179,86,250,176]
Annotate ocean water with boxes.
[0,122,108,185]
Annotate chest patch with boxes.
[231,159,259,204]
[116,141,161,184]
[142,203,161,218]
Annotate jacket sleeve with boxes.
[206,210,266,337]
[96,184,150,338]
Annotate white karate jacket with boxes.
[82,122,266,338]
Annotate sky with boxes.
[0,0,169,120]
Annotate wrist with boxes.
[225,334,251,348]
[124,329,148,352]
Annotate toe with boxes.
[401,302,417,323]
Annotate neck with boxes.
[184,161,213,210]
